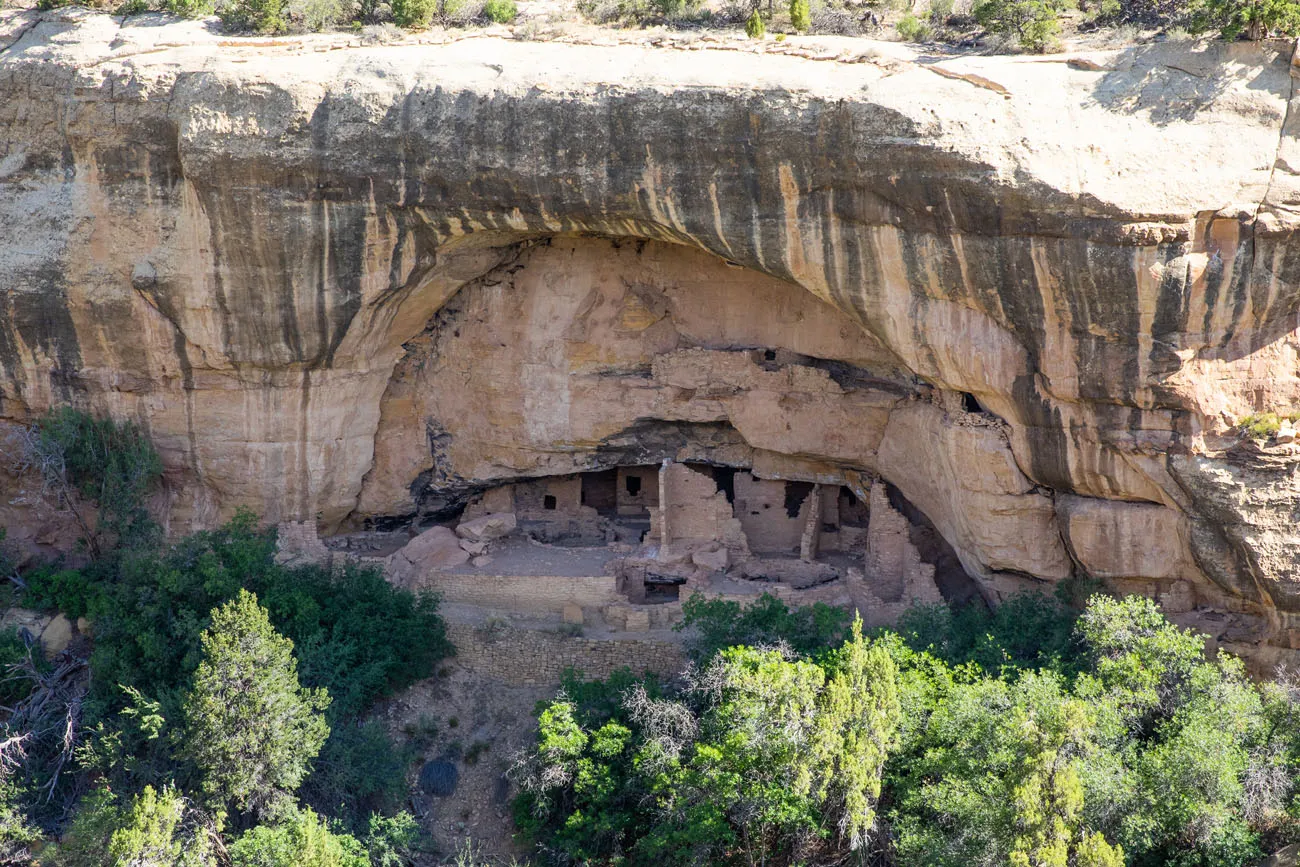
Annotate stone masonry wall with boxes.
[421,573,623,615]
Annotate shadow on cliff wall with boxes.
[1083,38,1291,125]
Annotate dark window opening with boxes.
[764,349,777,362]
[643,581,681,603]
[961,392,984,414]
[784,481,815,518]
[823,523,838,533]
[711,466,737,504]
[839,485,870,527]
[543,495,557,510]
[582,469,618,515]
[625,476,642,496]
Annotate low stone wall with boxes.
[423,573,623,615]
[446,621,687,686]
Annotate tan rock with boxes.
[563,603,584,625]
[459,539,489,555]
[471,555,494,568]
[691,547,729,572]
[39,614,73,657]
[386,526,470,582]
[455,514,517,542]
[1057,495,1190,581]
[877,402,1071,582]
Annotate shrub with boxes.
[53,786,215,867]
[1238,411,1300,439]
[789,0,810,29]
[745,7,766,34]
[391,0,436,27]
[482,0,517,21]
[929,0,954,20]
[896,12,931,37]
[363,811,421,867]
[183,590,331,816]
[973,0,1072,50]
[514,619,900,865]
[23,408,163,556]
[228,807,367,867]
[107,785,216,867]
[895,590,1080,675]
[0,778,40,865]
[166,0,216,16]
[676,592,850,662]
[288,0,348,30]
[1189,0,1300,36]
[219,0,289,33]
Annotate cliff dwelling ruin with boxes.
[269,236,997,635]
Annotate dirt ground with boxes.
[378,662,554,864]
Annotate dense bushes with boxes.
[514,618,900,866]
[19,407,162,557]
[517,592,1300,866]
[675,591,850,662]
[0,410,452,865]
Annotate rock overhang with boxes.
[4,15,1300,656]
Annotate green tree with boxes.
[973,0,1072,50]
[1189,0,1300,37]
[813,617,901,851]
[228,807,367,867]
[108,785,217,867]
[789,0,810,30]
[390,0,435,28]
[183,590,330,816]
[218,0,287,33]
[745,8,766,35]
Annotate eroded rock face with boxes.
[4,12,1300,652]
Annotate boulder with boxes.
[455,513,518,542]
[401,526,471,568]
[563,603,584,625]
[386,526,469,582]
[1279,421,1297,444]
[419,760,459,797]
[459,539,489,555]
[471,555,494,568]
[40,614,74,657]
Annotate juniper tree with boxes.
[183,590,330,817]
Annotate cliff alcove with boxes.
[3,17,1300,662]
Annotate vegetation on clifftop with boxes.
[23,0,1300,56]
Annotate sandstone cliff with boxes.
[4,10,1300,657]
